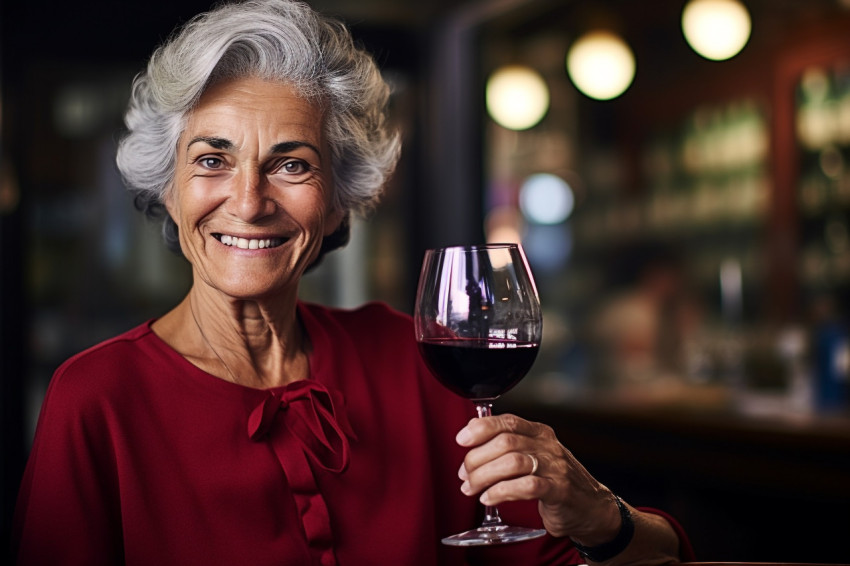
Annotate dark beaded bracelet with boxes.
[571,495,635,563]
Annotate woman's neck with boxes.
[153,285,310,389]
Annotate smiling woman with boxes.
[164,77,341,305]
[115,1,399,260]
[11,1,693,565]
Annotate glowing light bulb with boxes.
[485,65,550,130]
[682,0,752,61]
[566,31,636,101]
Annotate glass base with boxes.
[441,524,547,546]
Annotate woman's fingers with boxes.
[456,413,545,447]
[457,417,571,509]
[454,414,628,540]
[457,414,558,479]
[479,474,549,506]
[462,428,529,474]
[460,451,539,496]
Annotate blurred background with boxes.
[2,0,849,561]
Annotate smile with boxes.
[213,234,286,249]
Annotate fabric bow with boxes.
[247,380,355,473]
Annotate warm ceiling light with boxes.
[566,31,636,101]
[485,65,550,130]
[682,0,752,61]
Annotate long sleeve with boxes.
[13,355,125,565]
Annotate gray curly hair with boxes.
[116,0,400,259]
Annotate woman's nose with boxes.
[229,169,277,222]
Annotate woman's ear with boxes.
[162,184,180,225]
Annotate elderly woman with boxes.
[13,1,692,565]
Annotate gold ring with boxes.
[528,453,539,476]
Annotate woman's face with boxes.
[167,77,341,300]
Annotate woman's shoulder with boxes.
[48,321,159,399]
[56,321,155,369]
[300,300,412,336]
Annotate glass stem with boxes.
[474,401,504,529]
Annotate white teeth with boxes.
[218,234,280,249]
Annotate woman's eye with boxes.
[199,156,224,169]
[280,159,310,175]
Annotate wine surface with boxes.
[418,338,539,400]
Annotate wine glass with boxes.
[414,243,546,546]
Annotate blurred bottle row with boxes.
[517,63,850,417]
[797,66,850,300]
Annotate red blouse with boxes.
[13,301,690,565]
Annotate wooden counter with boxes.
[500,397,850,563]
[504,398,850,498]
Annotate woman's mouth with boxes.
[212,233,286,250]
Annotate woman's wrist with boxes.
[571,495,635,563]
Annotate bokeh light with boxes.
[485,206,524,244]
[519,173,575,225]
[682,0,751,61]
[566,31,636,101]
[485,65,550,130]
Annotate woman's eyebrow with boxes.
[187,136,233,150]
[185,137,321,157]
[270,140,321,158]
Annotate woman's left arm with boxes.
[456,413,684,565]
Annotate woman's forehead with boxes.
[181,77,326,148]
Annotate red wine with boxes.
[418,338,539,400]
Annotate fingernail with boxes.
[458,463,468,480]
[456,427,472,446]
[460,481,471,495]
[479,492,490,505]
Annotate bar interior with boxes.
[1,0,849,562]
